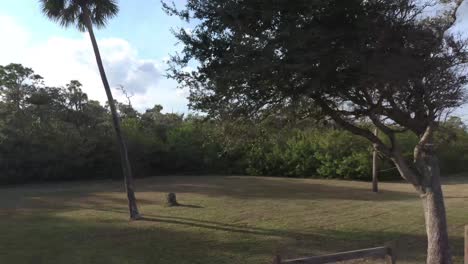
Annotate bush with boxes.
[311,130,371,180]
[244,129,373,180]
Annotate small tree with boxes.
[165,0,468,262]
[40,0,141,220]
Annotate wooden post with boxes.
[272,255,282,264]
[465,225,468,264]
[386,246,396,264]
[372,128,379,193]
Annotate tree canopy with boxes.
[165,0,468,182]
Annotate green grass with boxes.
[0,176,467,264]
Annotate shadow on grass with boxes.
[441,176,468,185]
[444,196,468,199]
[0,212,450,264]
[140,216,293,237]
[138,214,464,263]
[0,176,420,214]
[174,203,204,208]
[42,205,464,263]
[135,176,418,202]
[1,176,419,202]
[0,214,273,264]
[3,176,465,263]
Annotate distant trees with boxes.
[165,0,468,262]
[0,64,113,182]
[1,63,468,184]
[0,64,232,182]
[39,0,141,220]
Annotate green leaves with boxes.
[167,0,468,161]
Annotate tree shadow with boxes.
[440,176,468,185]
[0,176,420,204]
[123,213,464,263]
[176,203,204,208]
[2,176,464,263]
[444,196,468,199]
[1,212,460,264]
[135,176,418,202]
[140,216,288,237]
[0,176,420,215]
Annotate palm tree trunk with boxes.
[84,13,141,220]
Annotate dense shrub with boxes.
[1,64,468,184]
[312,130,371,180]
[244,129,372,180]
[436,117,468,175]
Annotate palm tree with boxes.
[39,0,142,220]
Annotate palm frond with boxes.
[39,0,119,32]
[39,0,66,21]
[89,0,119,29]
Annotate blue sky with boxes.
[0,0,190,113]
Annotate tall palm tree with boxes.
[39,0,142,220]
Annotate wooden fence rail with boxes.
[273,246,395,264]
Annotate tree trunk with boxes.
[419,153,452,264]
[390,138,452,264]
[84,13,141,220]
[372,128,379,193]
[422,188,452,264]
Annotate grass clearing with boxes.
[0,176,467,263]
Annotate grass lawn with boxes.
[1,176,467,264]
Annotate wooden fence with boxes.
[272,246,395,264]
[272,224,468,263]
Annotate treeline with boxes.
[1,63,467,184]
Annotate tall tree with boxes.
[165,0,468,262]
[0,64,43,113]
[39,0,141,220]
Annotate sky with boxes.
[1,1,468,117]
[0,0,190,113]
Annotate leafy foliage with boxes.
[1,63,468,184]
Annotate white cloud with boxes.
[0,16,30,64]
[0,15,189,113]
[417,0,453,18]
[448,0,468,38]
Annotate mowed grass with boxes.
[1,176,468,264]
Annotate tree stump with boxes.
[166,192,179,207]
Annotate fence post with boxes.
[385,240,397,264]
[272,255,282,264]
[372,127,379,193]
[386,248,396,264]
[465,225,468,264]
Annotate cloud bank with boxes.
[0,15,188,112]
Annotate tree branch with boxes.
[317,100,392,157]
